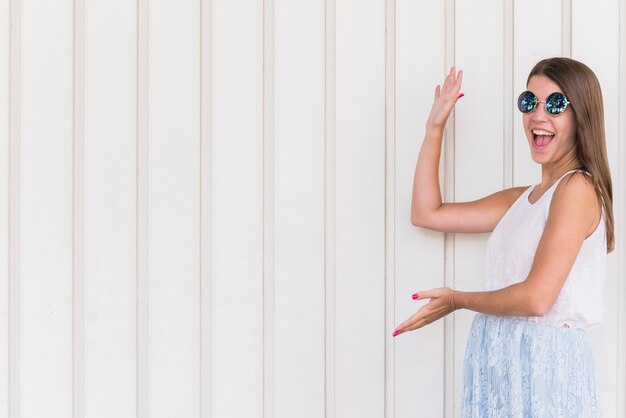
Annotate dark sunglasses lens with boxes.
[517,91,537,113]
[546,93,568,115]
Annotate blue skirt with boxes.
[462,314,601,417]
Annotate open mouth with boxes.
[532,129,555,148]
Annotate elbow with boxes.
[526,297,553,317]
[411,214,429,228]
[411,207,434,228]
[411,202,442,229]
[411,216,422,227]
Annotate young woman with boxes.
[393,57,614,416]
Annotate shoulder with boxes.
[550,171,600,235]
[554,170,596,202]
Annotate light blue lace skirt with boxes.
[462,313,601,417]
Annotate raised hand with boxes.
[425,66,464,133]
[392,287,457,337]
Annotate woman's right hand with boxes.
[425,66,464,133]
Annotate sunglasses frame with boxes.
[517,91,571,116]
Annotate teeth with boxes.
[532,129,555,136]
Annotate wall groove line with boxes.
[262,0,275,416]
[200,0,212,416]
[72,0,85,415]
[136,0,149,415]
[384,0,395,417]
[8,0,20,416]
[324,0,336,415]
[443,0,455,415]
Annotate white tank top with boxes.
[484,169,606,330]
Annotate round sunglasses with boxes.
[517,91,570,116]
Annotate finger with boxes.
[443,70,454,91]
[440,76,449,94]
[443,68,460,95]
[411,289,436,300]
[396,316,414,332]
[412,317,430,331]
[393,312,421,335]
[455,69,463,91]
[393,321,411,336]
[434,85,441,100]
[394,316,428,336]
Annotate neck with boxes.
[539,158,582,187]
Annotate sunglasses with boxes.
[517,91,570,116]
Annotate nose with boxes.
[531,102,550,121]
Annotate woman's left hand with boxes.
[393,287,458,337]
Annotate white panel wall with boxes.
[274,0,325,417]
[0,0,10,412]
[335,0,385,416]
[212,1,264,417]
[20,0,73,416]
[148,0,201,416]
[84,0,137,416]
[1,0,625,417]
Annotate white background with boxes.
[1,0,625,417]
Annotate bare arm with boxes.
[411,67,526,233]
[394,171,600,335]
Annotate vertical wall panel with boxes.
[335,0,385,416]
[0,0,10,412]
[572,2,621,417]
[200,0,212,416]
[324,0,336,416]
[273,0,325,417]
[73,0,85,414]
[513,0,562,186]
[262,0,274,416]
[20,0,73,416]
[7,0,20,416]
[454,0,505,414]
[383,0,395,416]
[136,0,149,415]
[212,0,264,417]
[148,0,201,416]
[395,0,446,417]
[83,0,137,416]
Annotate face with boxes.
[522,75,577,166]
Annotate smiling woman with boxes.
[395,58,614,417]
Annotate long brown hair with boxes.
[527,57,615,253]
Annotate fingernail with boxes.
[393,330,400,337]
[458,93,465,99]
[412,293,419,300]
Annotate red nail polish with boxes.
[458,93,465,99]
[412,293,419,300]
[393,331,399,337]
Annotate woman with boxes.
[392,57,614,417]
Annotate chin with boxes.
[528,146,549,164]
